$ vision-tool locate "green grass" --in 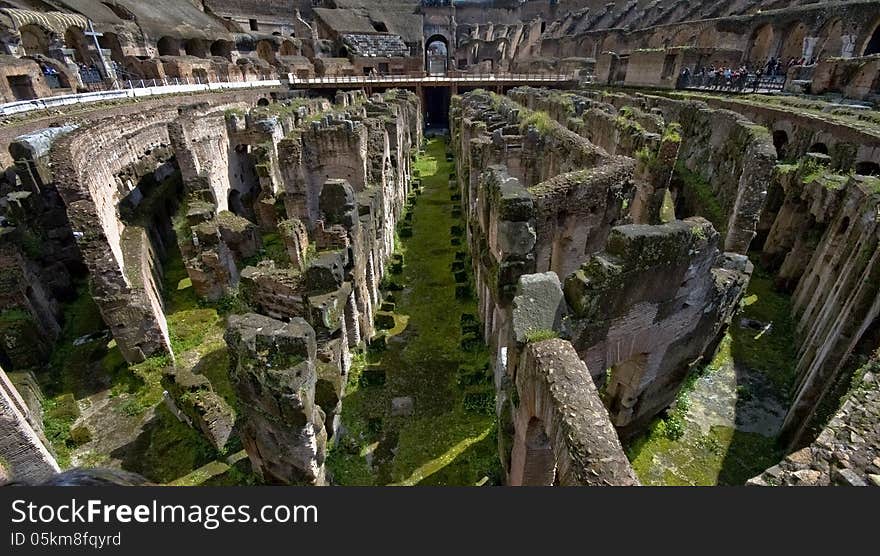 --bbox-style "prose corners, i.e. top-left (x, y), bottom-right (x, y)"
top-left (624, 259), bottom-right (796, 485)
top-left (675, 163), bottom-right (726, 235)
top-left (327, 137), bottom-right (501, 486)
top-left (729, 263), bottom-right (798, 396)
